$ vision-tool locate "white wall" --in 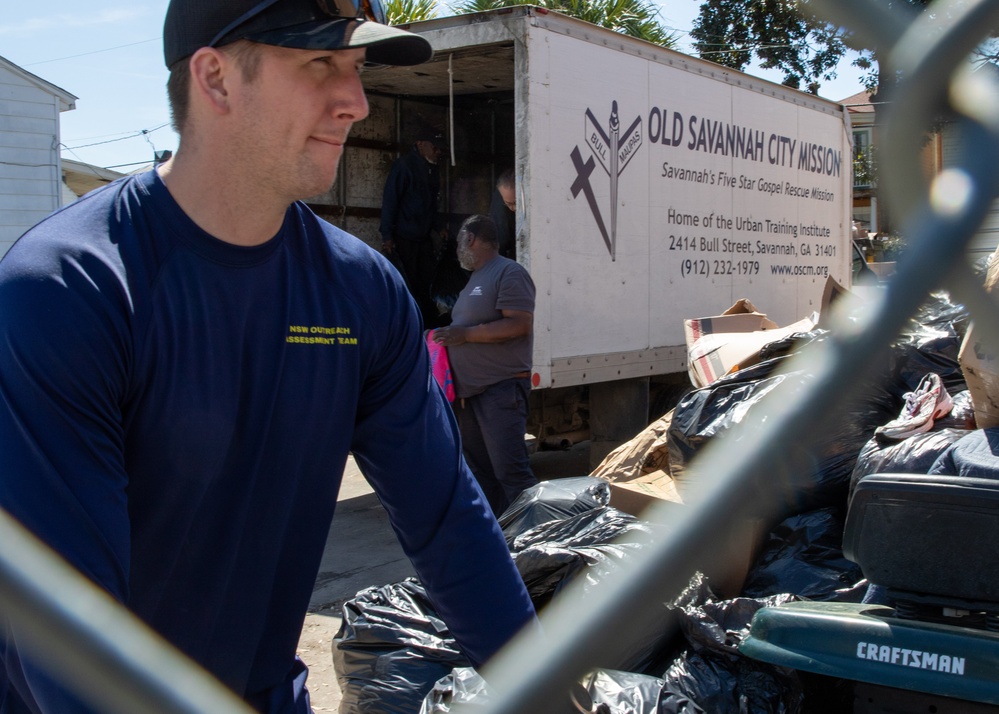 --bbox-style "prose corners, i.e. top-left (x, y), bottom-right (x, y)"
top-left (0, 64), bottom-right (65, 258)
